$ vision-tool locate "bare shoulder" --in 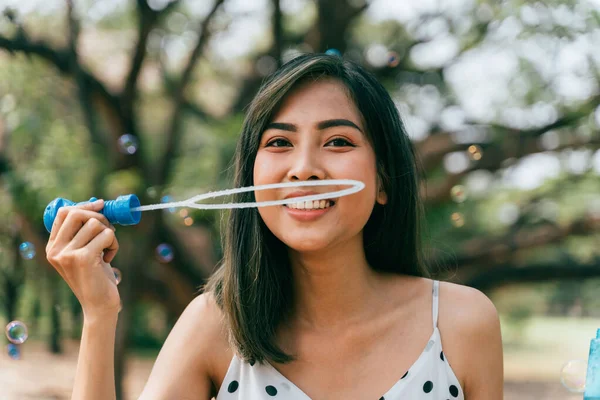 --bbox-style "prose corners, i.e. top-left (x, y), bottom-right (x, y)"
top-left (439, 280), bottom-right (500, 326)
top-left (437, 281), bottom-right (504, 399)
top-left (138, 292), bottom-right (231, 400)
